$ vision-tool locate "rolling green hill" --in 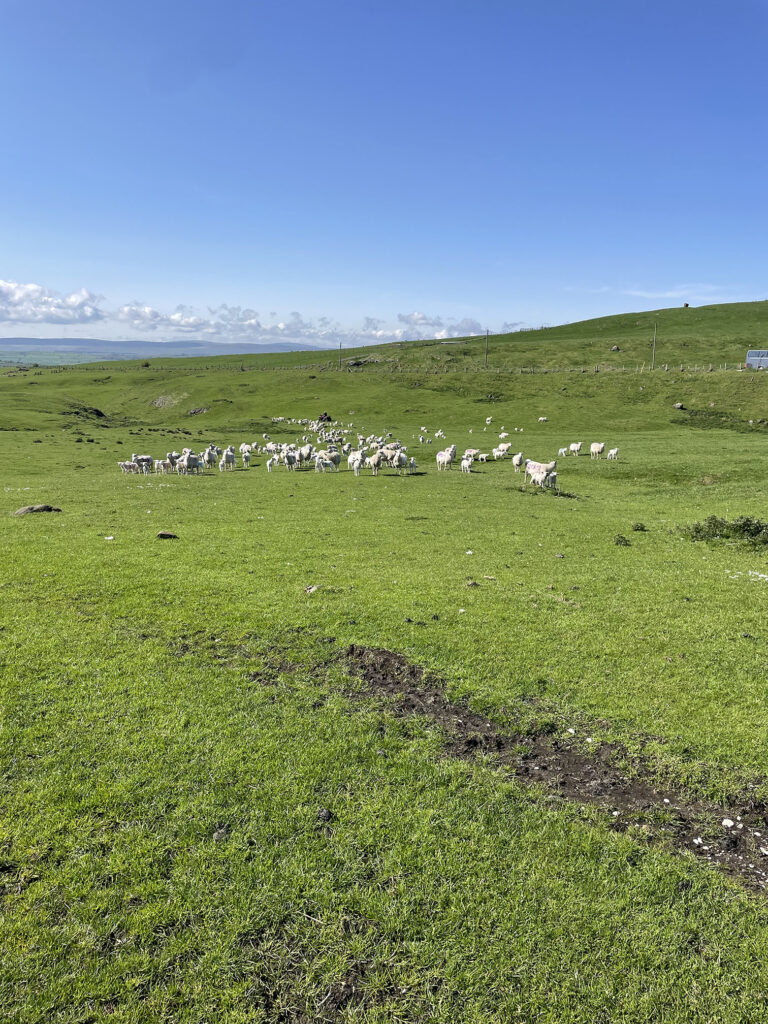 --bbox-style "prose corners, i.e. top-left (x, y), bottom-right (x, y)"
top-left (5, 302), bottom-right (768, 1023)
